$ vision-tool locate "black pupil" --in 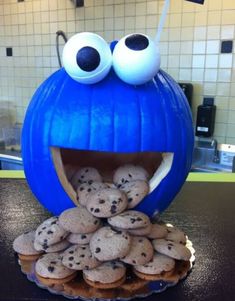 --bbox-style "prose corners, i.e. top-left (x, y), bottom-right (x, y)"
top-left (76, 46), bottom-right (100, 72)
top-left (125, 34), bottom-right (149, 51)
